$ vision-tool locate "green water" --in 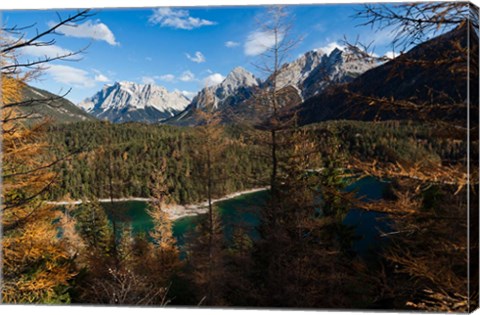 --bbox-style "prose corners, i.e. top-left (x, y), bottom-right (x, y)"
top-left (101, 190), bottom-right (268, 249)
top-left (100, 178), bottom-right (391, 256)
top-left (343, 177), bottom-right (391, 256)
top-left (101, 201), bottom-right (198, 245)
